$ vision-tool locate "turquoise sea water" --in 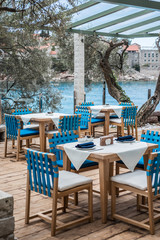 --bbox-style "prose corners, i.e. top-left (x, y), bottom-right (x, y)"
top-left (54, 81), bottom-right (158, 114)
